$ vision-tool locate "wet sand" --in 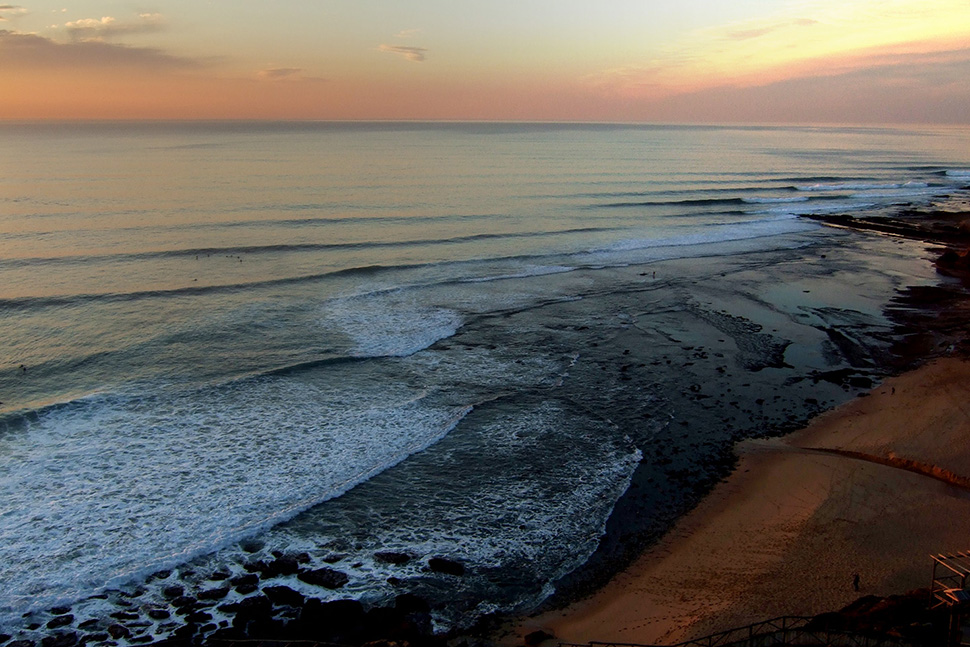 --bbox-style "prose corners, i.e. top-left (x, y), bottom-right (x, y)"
top-left (507, 356), bottom-right (970, 646)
